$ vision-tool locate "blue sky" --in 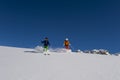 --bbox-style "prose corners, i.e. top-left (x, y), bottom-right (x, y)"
top-left (0, 0), bottom-right (120, 53)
